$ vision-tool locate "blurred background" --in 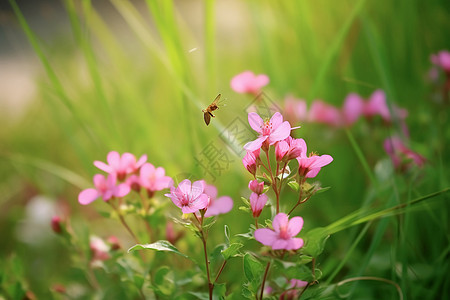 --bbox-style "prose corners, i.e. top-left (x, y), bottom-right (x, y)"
top-left (0, 0), bottom-right (449, 299)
